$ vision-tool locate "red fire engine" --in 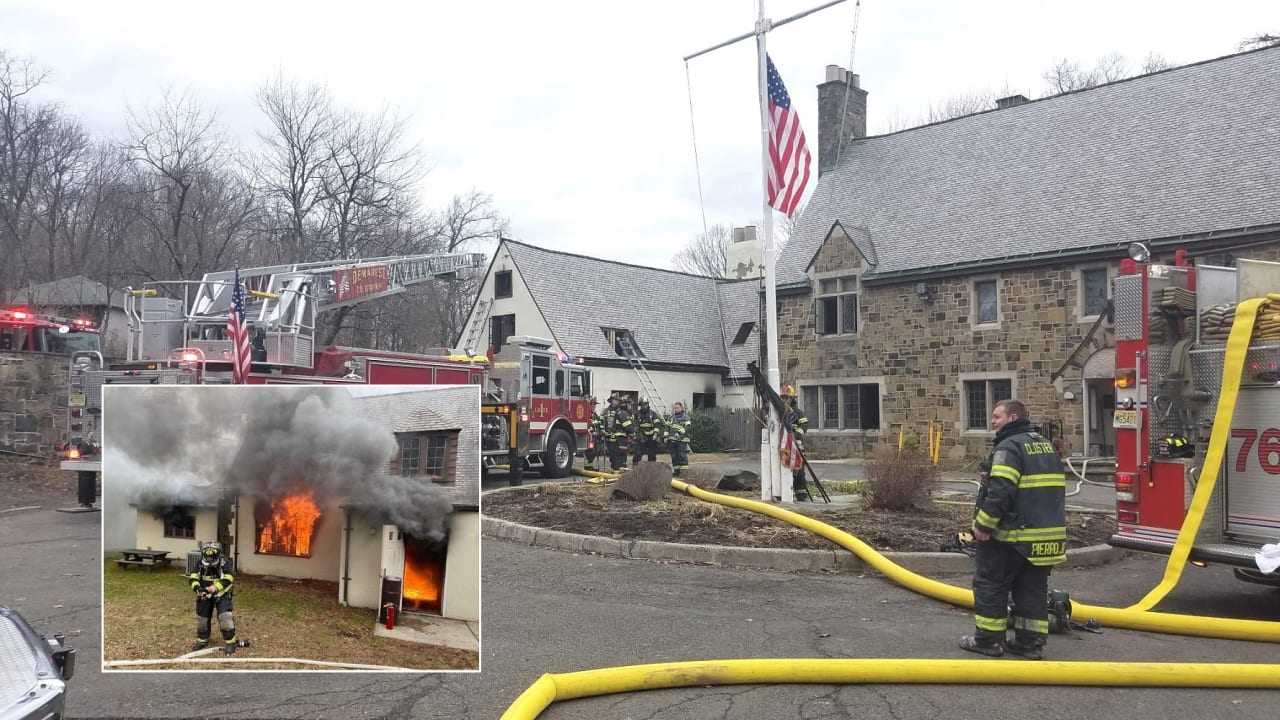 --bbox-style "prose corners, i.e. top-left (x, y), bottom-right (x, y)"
top-left (0, 307), bottom-right (101, 355)
top-left (1108, 242), bottom-right (1280, 586)
top-left (480, 336), bottom-right (595, 482)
